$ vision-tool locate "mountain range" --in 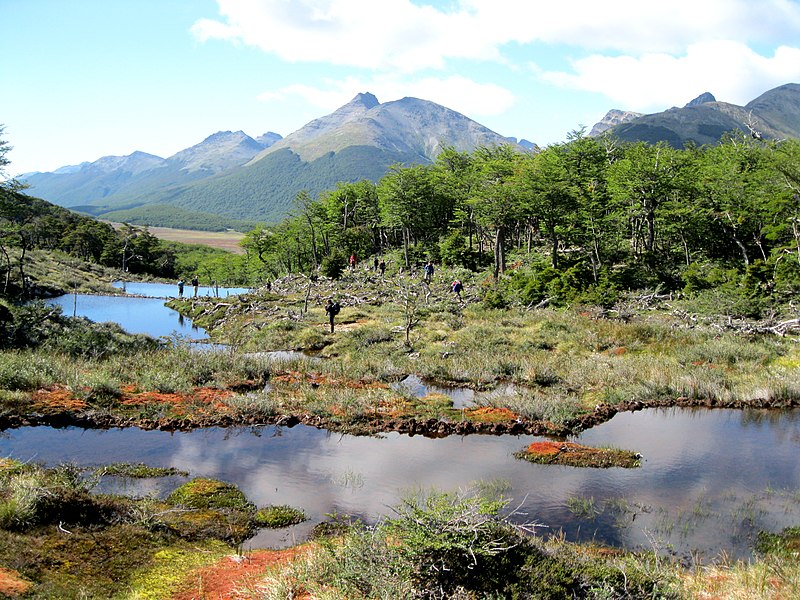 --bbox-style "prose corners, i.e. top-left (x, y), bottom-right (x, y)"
top-left (591, 83), bottom-right (800, 146)
top-left (21, 84), bottom-right (800, 230)
top-left (22, 93), bottom-right (523, 228)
